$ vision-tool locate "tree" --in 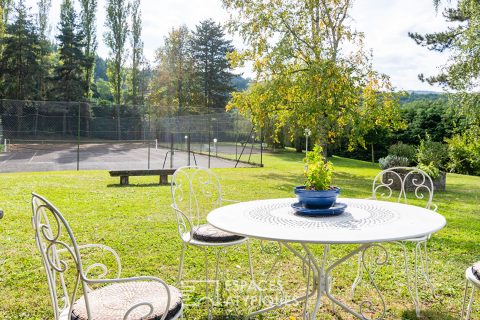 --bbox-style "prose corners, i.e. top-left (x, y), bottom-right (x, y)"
top-left (36, 0), bottom-right (51, 38)
top-left (104, 0), bottom-right (129, 105)
top-left (222, 0), bottom-right (402, 153)
top-left (79, 0), bottom-right (97, 99)
top-left (0, 0), bottom-right (42, 100)
top-left (128, 0), bottom-right (143, 105)
top-left (410, 0), bottom-right (480, 170)
top-left (0, 0), bottom-right (13, 25)
top-left (36, 0), bottom-right (52, 100)
top-left (50, 0), bottom-right (87, 101)
top-left (94, 55), bottom-right (107, 80)
top-left (190, 19), bottom-right (235, 112)
top-left (148, 26), bottom-right (196, 115)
